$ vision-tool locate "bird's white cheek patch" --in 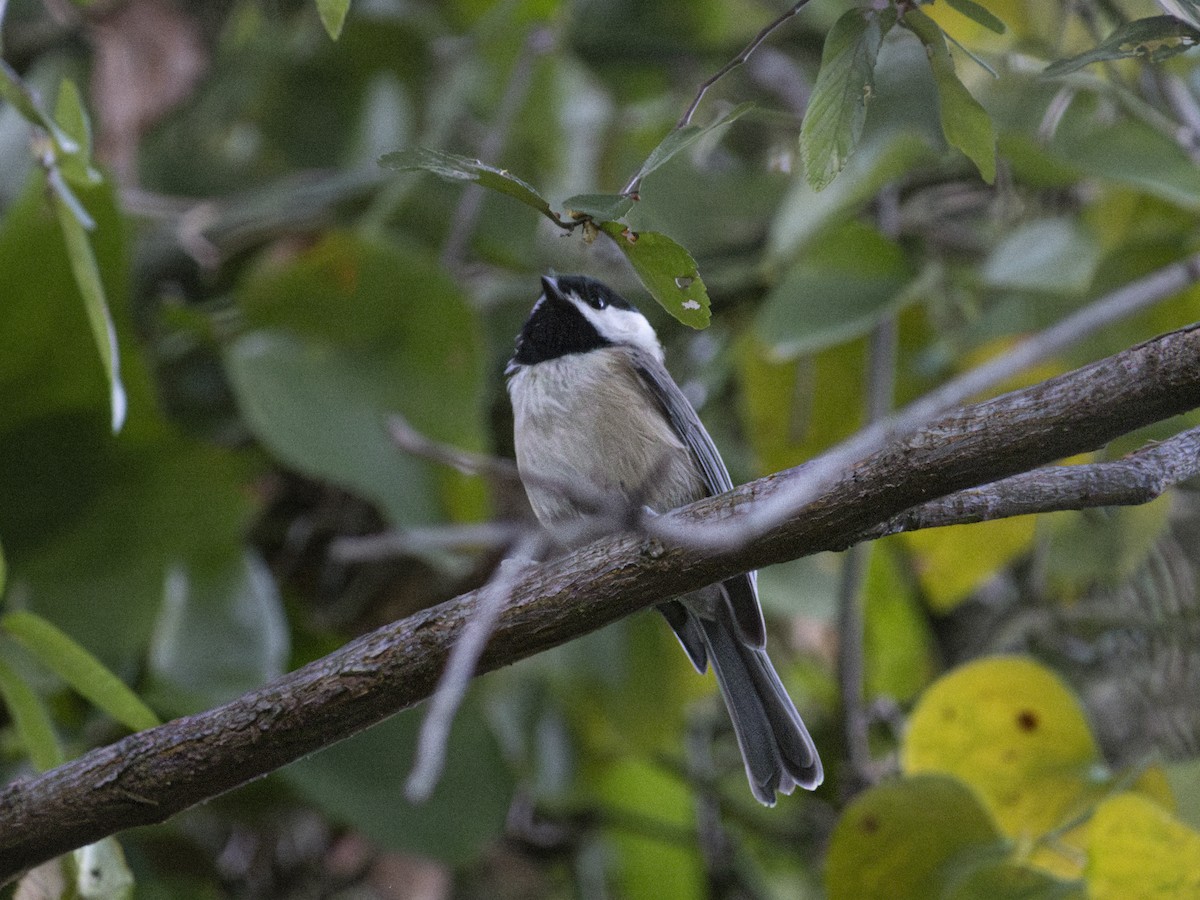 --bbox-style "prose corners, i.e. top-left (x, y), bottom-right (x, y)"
top-left (574, 303), bottom-right (663, 363)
